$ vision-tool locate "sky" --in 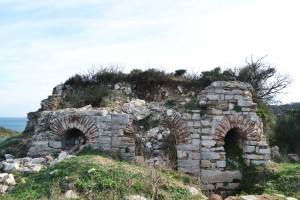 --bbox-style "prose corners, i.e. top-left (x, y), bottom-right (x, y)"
top-left (1, 0), bottom-right (300, 117)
